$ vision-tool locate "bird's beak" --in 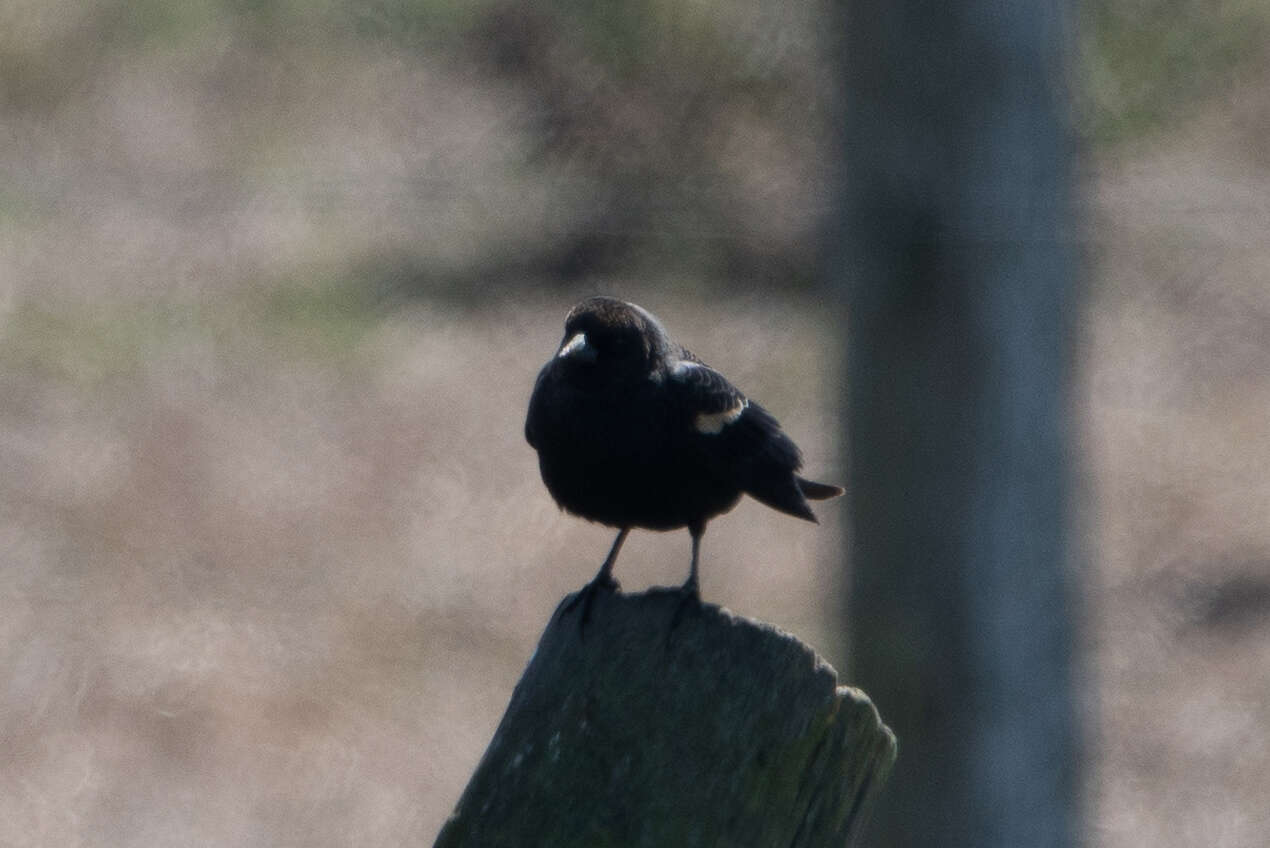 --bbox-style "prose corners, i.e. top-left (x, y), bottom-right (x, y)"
top-left (557, 332), bottom-right (596, 364)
